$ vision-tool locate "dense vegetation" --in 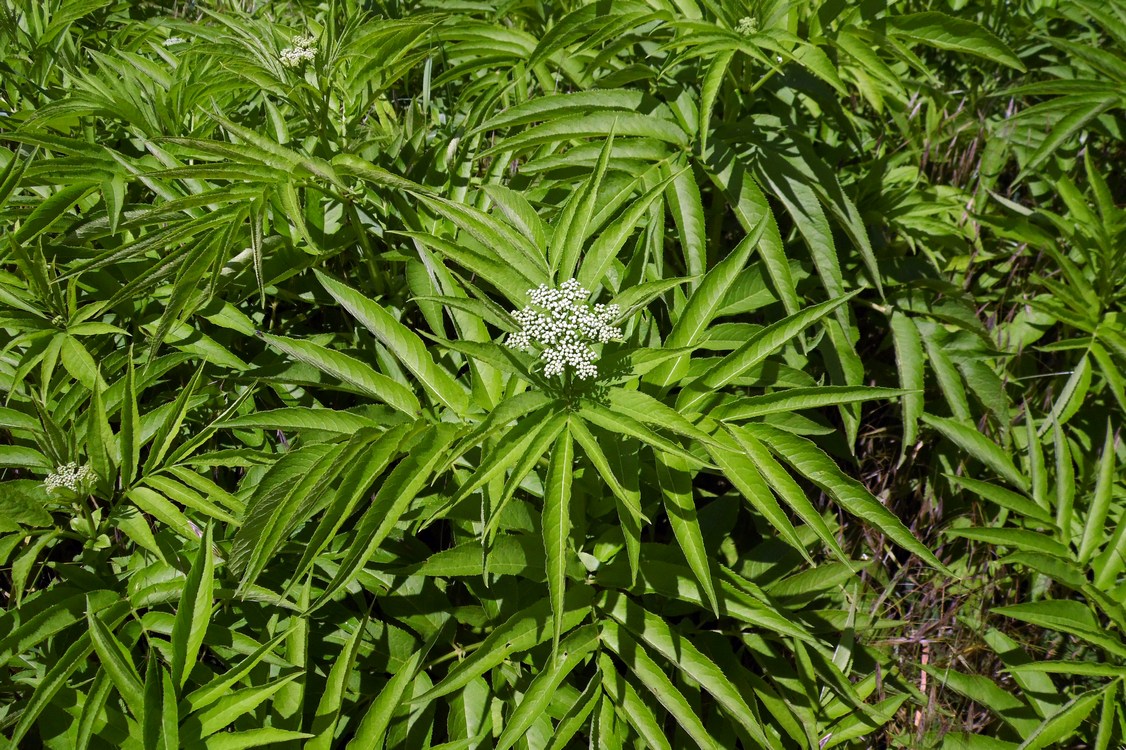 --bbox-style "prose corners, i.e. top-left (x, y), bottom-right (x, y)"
top-left (1, 0), bottom-right (1124, 747)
